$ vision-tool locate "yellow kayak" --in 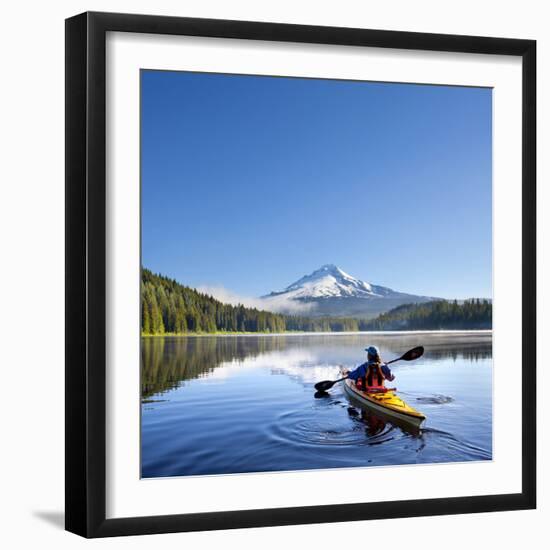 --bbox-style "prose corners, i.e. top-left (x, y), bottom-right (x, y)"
top-left (341, 369), bottom-right (426, 429)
